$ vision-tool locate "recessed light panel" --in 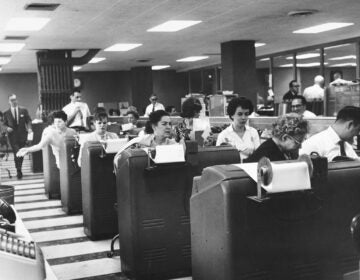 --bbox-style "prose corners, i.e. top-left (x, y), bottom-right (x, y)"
top-left (147, 20), bottom-right (201, 32)
top-left (293, 22), bottom-right (354, 34)
top-left (0, 57), bottom-right (11, 64)
top-left (0, 43), bottom-right (25, 52)
top-left (176, 56), bottom-right (209, 62)
top-left (73, 66), bottom-right (82, 71)
top-left (260, 58), bottom-right (269, 61)
top-left (328, 55), bottom-right (356, 61)
top-left (6, 17), bottom-right (50, 31)
top-left (89, 57), bottom-right (106, 63)
top-left (255, 43), bottom-right (266, 47)
top-left (330, 63), bottom-right (356, 67)
top-left (152, 65), bottom-right (170, 70)
top-left (104, 43), bottom-right (142, 52)
top-left (286, 53), bottom-right (320, 60)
